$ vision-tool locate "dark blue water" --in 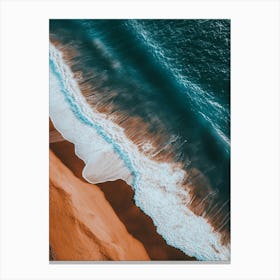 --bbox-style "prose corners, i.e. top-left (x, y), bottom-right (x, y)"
top-left (50, 19), bottom-right (230, 236)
